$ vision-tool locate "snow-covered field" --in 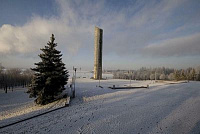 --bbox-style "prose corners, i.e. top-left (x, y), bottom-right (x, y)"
top-left (0, 76), bottom-right (200, 134)
top-left (0, 87), bottom-right (68, 127)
